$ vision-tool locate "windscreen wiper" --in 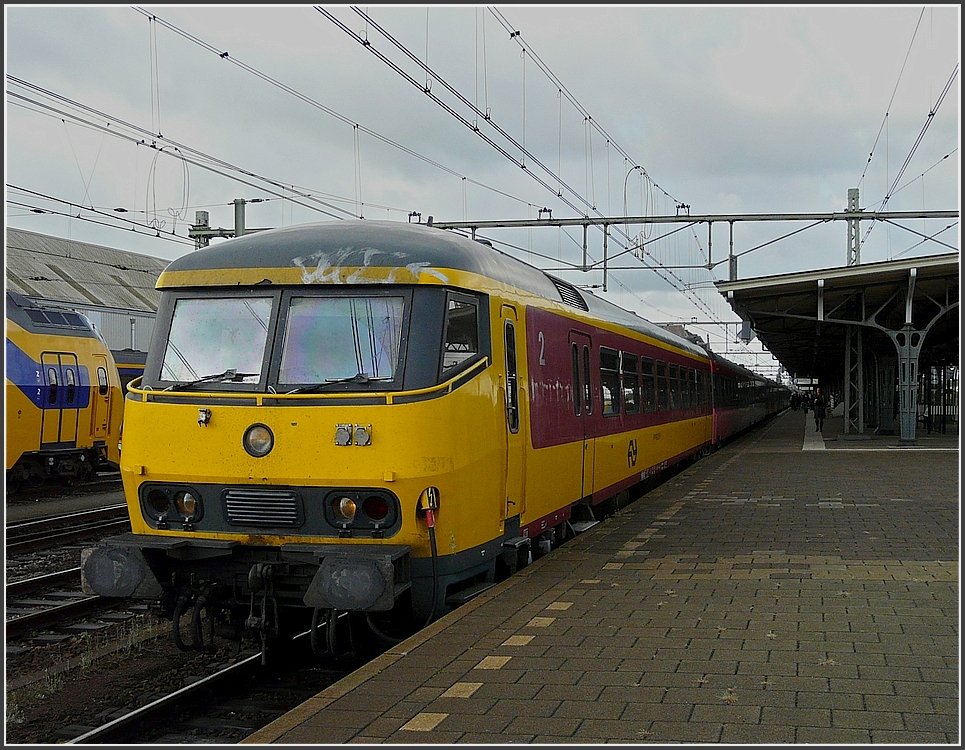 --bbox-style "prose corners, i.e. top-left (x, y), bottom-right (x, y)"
top-left (166, 369), bottom-right (260, 391)
top-left (289, 373), bottom-right (392, 394)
